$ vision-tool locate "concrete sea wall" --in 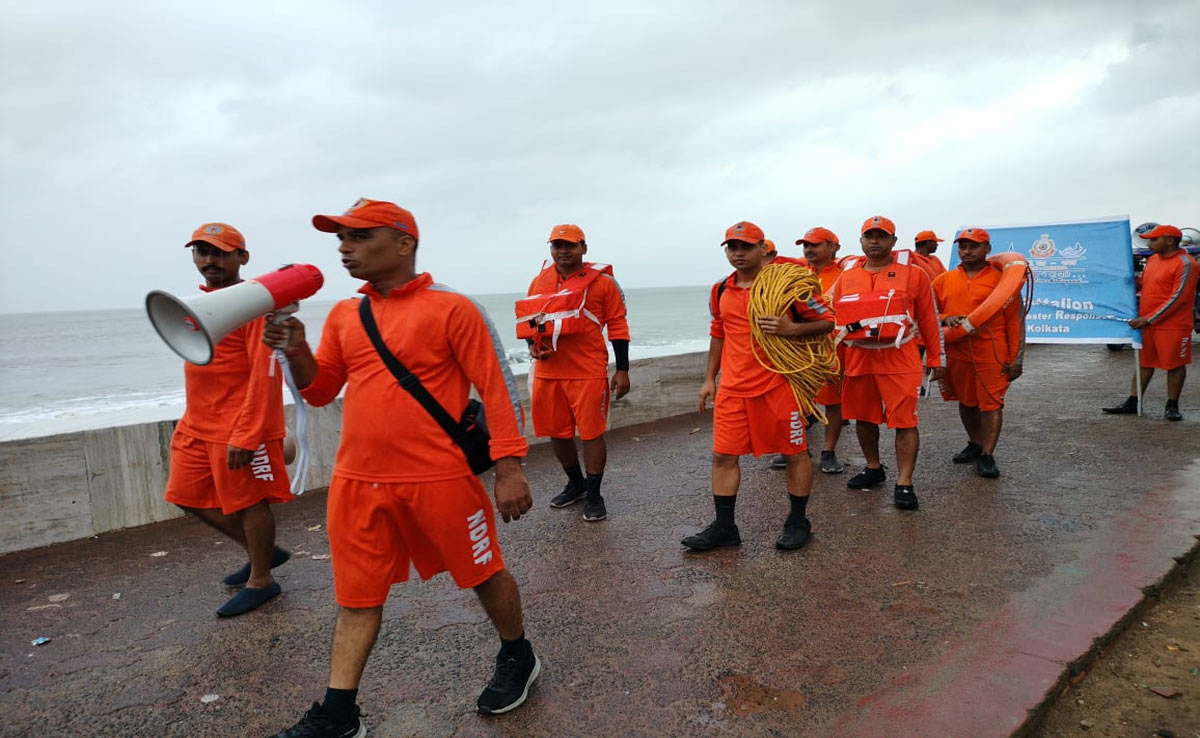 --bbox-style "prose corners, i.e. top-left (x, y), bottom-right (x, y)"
top-left (0, 352), bottom-right (707, 555)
